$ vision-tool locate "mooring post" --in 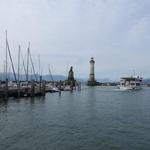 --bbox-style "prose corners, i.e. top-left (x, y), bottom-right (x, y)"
top-left (26, 81), bottom-right (29, 97)
top-left (58, 80), bottom-right (61, 90)
top-left (58, 80), bottom-right (61, 94)
top-left (31, 80), bottom-right (35, 97)
top-left (18, 81), bottom-right (20, 97)
top-left (63, 81), bottom-right (65, 89)
top-left (42, 80), bottom-right (46, 96)
top-left (70, 81), bottom-right (73, 91)
top-left (77, 82), bottom-right (81, 91)
top-left (5, 78), bottom-right (8, 99)
top-left (40, 76), bottom-right (42, 94)
top-left (74, 80), bottom-right (77, 90)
